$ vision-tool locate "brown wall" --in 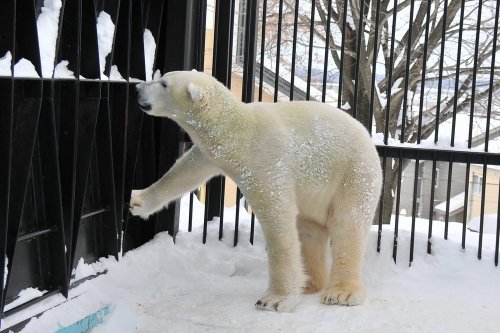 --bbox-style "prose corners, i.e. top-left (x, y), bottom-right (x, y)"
top-left (469, 166), bottom-right (500, 220)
